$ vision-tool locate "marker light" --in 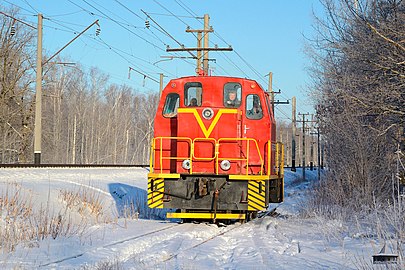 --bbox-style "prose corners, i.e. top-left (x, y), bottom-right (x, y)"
top-left (182, 159), bottom-right (191, 170)
top-left (220, 160), bottom-right (231, 171)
